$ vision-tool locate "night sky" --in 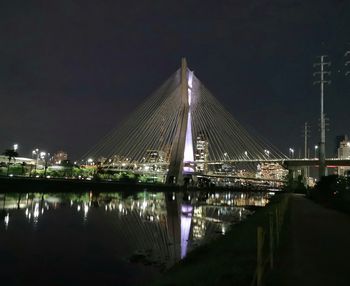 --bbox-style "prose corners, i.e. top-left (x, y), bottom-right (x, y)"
top-left (1, 0), bottom-right (350, 159)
